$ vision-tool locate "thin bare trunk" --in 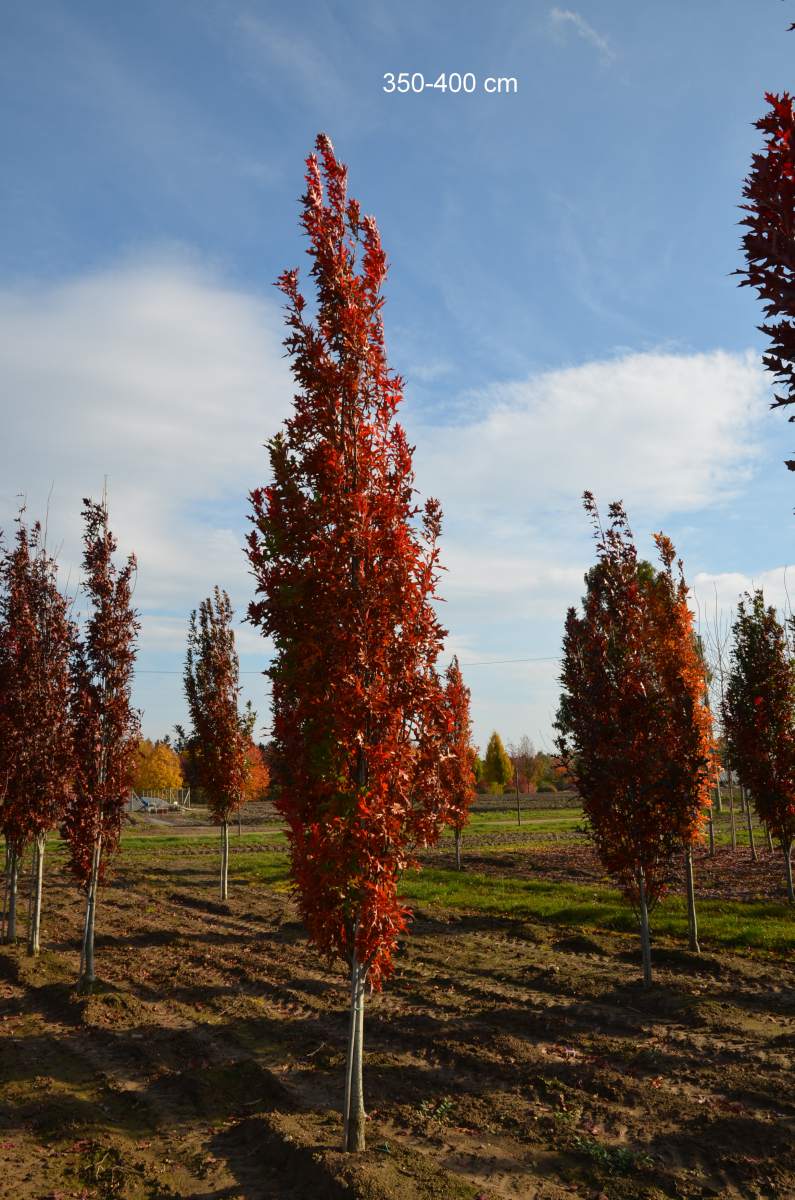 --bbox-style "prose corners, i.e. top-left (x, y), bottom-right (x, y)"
top-left (81, 839), bottom-right (102, 986)
top-left (714, 775), bottom-right (723, 814)
top-left (5, 848), bottom-right (18, 944)
top-left (728, 772), bottom-right (737, 851)
top-left (707, 807), bottom-right (715, 857)
top-left (343, 949), bottom-right (366, 1152)
top-left (743, 788), bottom-right (757, 862)
top-left (637, 867), bottom-right (652, 988)
top-left (27, 834), bottom-right (45, 956)
top-left (684, 846), bottom-right (700, 954)
top-left (767, 825), bottom-right (775, 854)
top-left (785, 841), bottom-right (794, 904)
top-left (454, 827), bottom-right (462, 871)
top-left (515, 768), bottom-right (521, 827)
top-left (220, 820), bottom-right (229, 900)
